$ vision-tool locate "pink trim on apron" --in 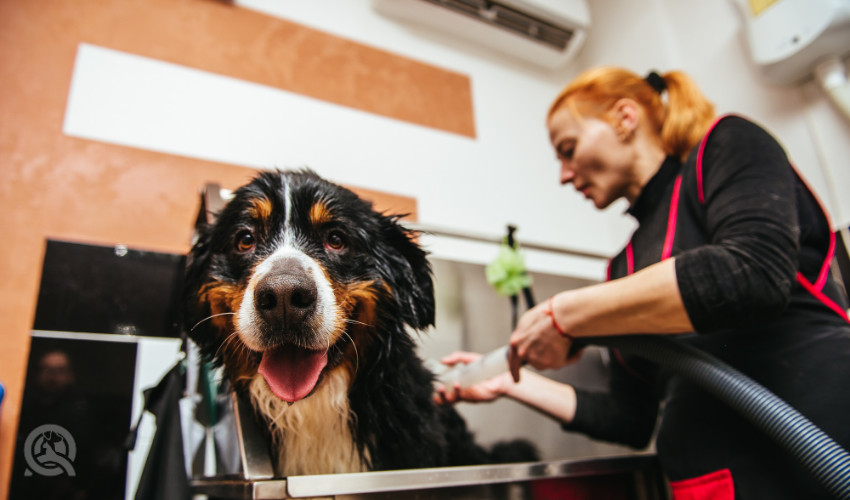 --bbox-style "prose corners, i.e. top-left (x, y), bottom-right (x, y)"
top-left (817, 231), bottom-right (836, 291)
top-left (624, 174), bottom-right (682, 274)
top-left (797, 272), bottom-right (850, 322)
top-left (670, 468), bottom-right (735, 500)
top-left (662, 175), bottom-right (683, 260)
top-left (625, 241), bottom-right (635, 276)
top-left (789, 162), bottom-right (837, 292)
top-left (695, 117), bottom-right (727, 205)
